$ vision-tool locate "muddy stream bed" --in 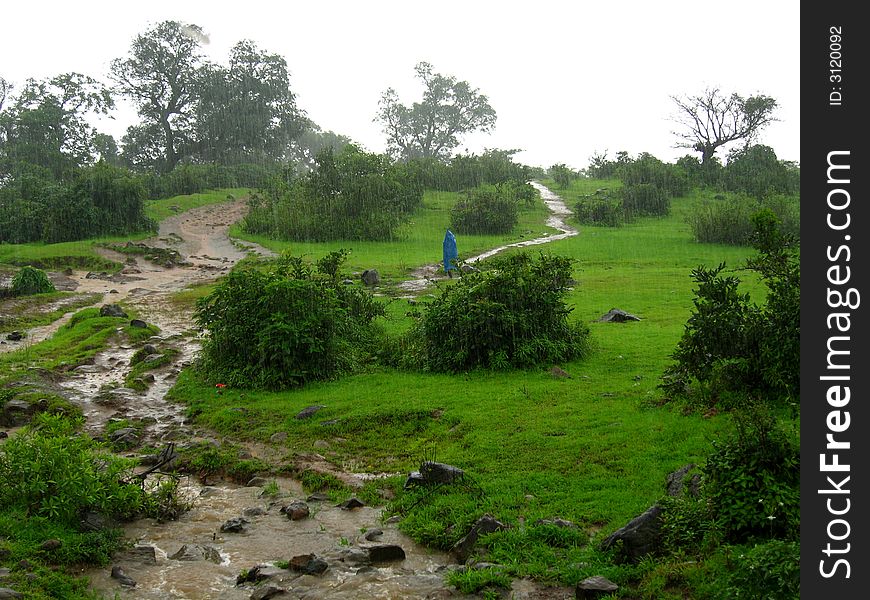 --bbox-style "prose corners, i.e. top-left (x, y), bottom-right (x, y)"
top-left (5, 187), bottom-right (577, 599)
